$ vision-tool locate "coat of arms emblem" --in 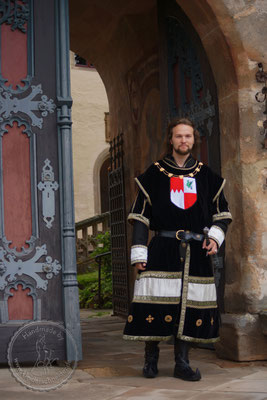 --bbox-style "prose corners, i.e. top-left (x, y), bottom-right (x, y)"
top-left (170, 176), bottom-right (197, 209)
